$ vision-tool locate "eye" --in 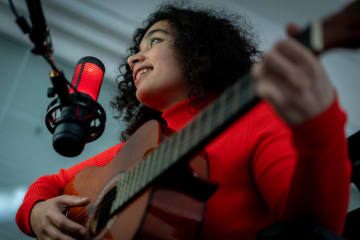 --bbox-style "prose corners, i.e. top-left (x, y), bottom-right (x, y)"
top-left (150, 38), bottom-right (162, 47)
